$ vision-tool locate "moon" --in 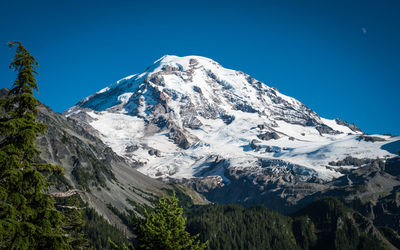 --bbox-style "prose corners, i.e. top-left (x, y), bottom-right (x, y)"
top-left (361, 27), bottom-right (367, 35)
